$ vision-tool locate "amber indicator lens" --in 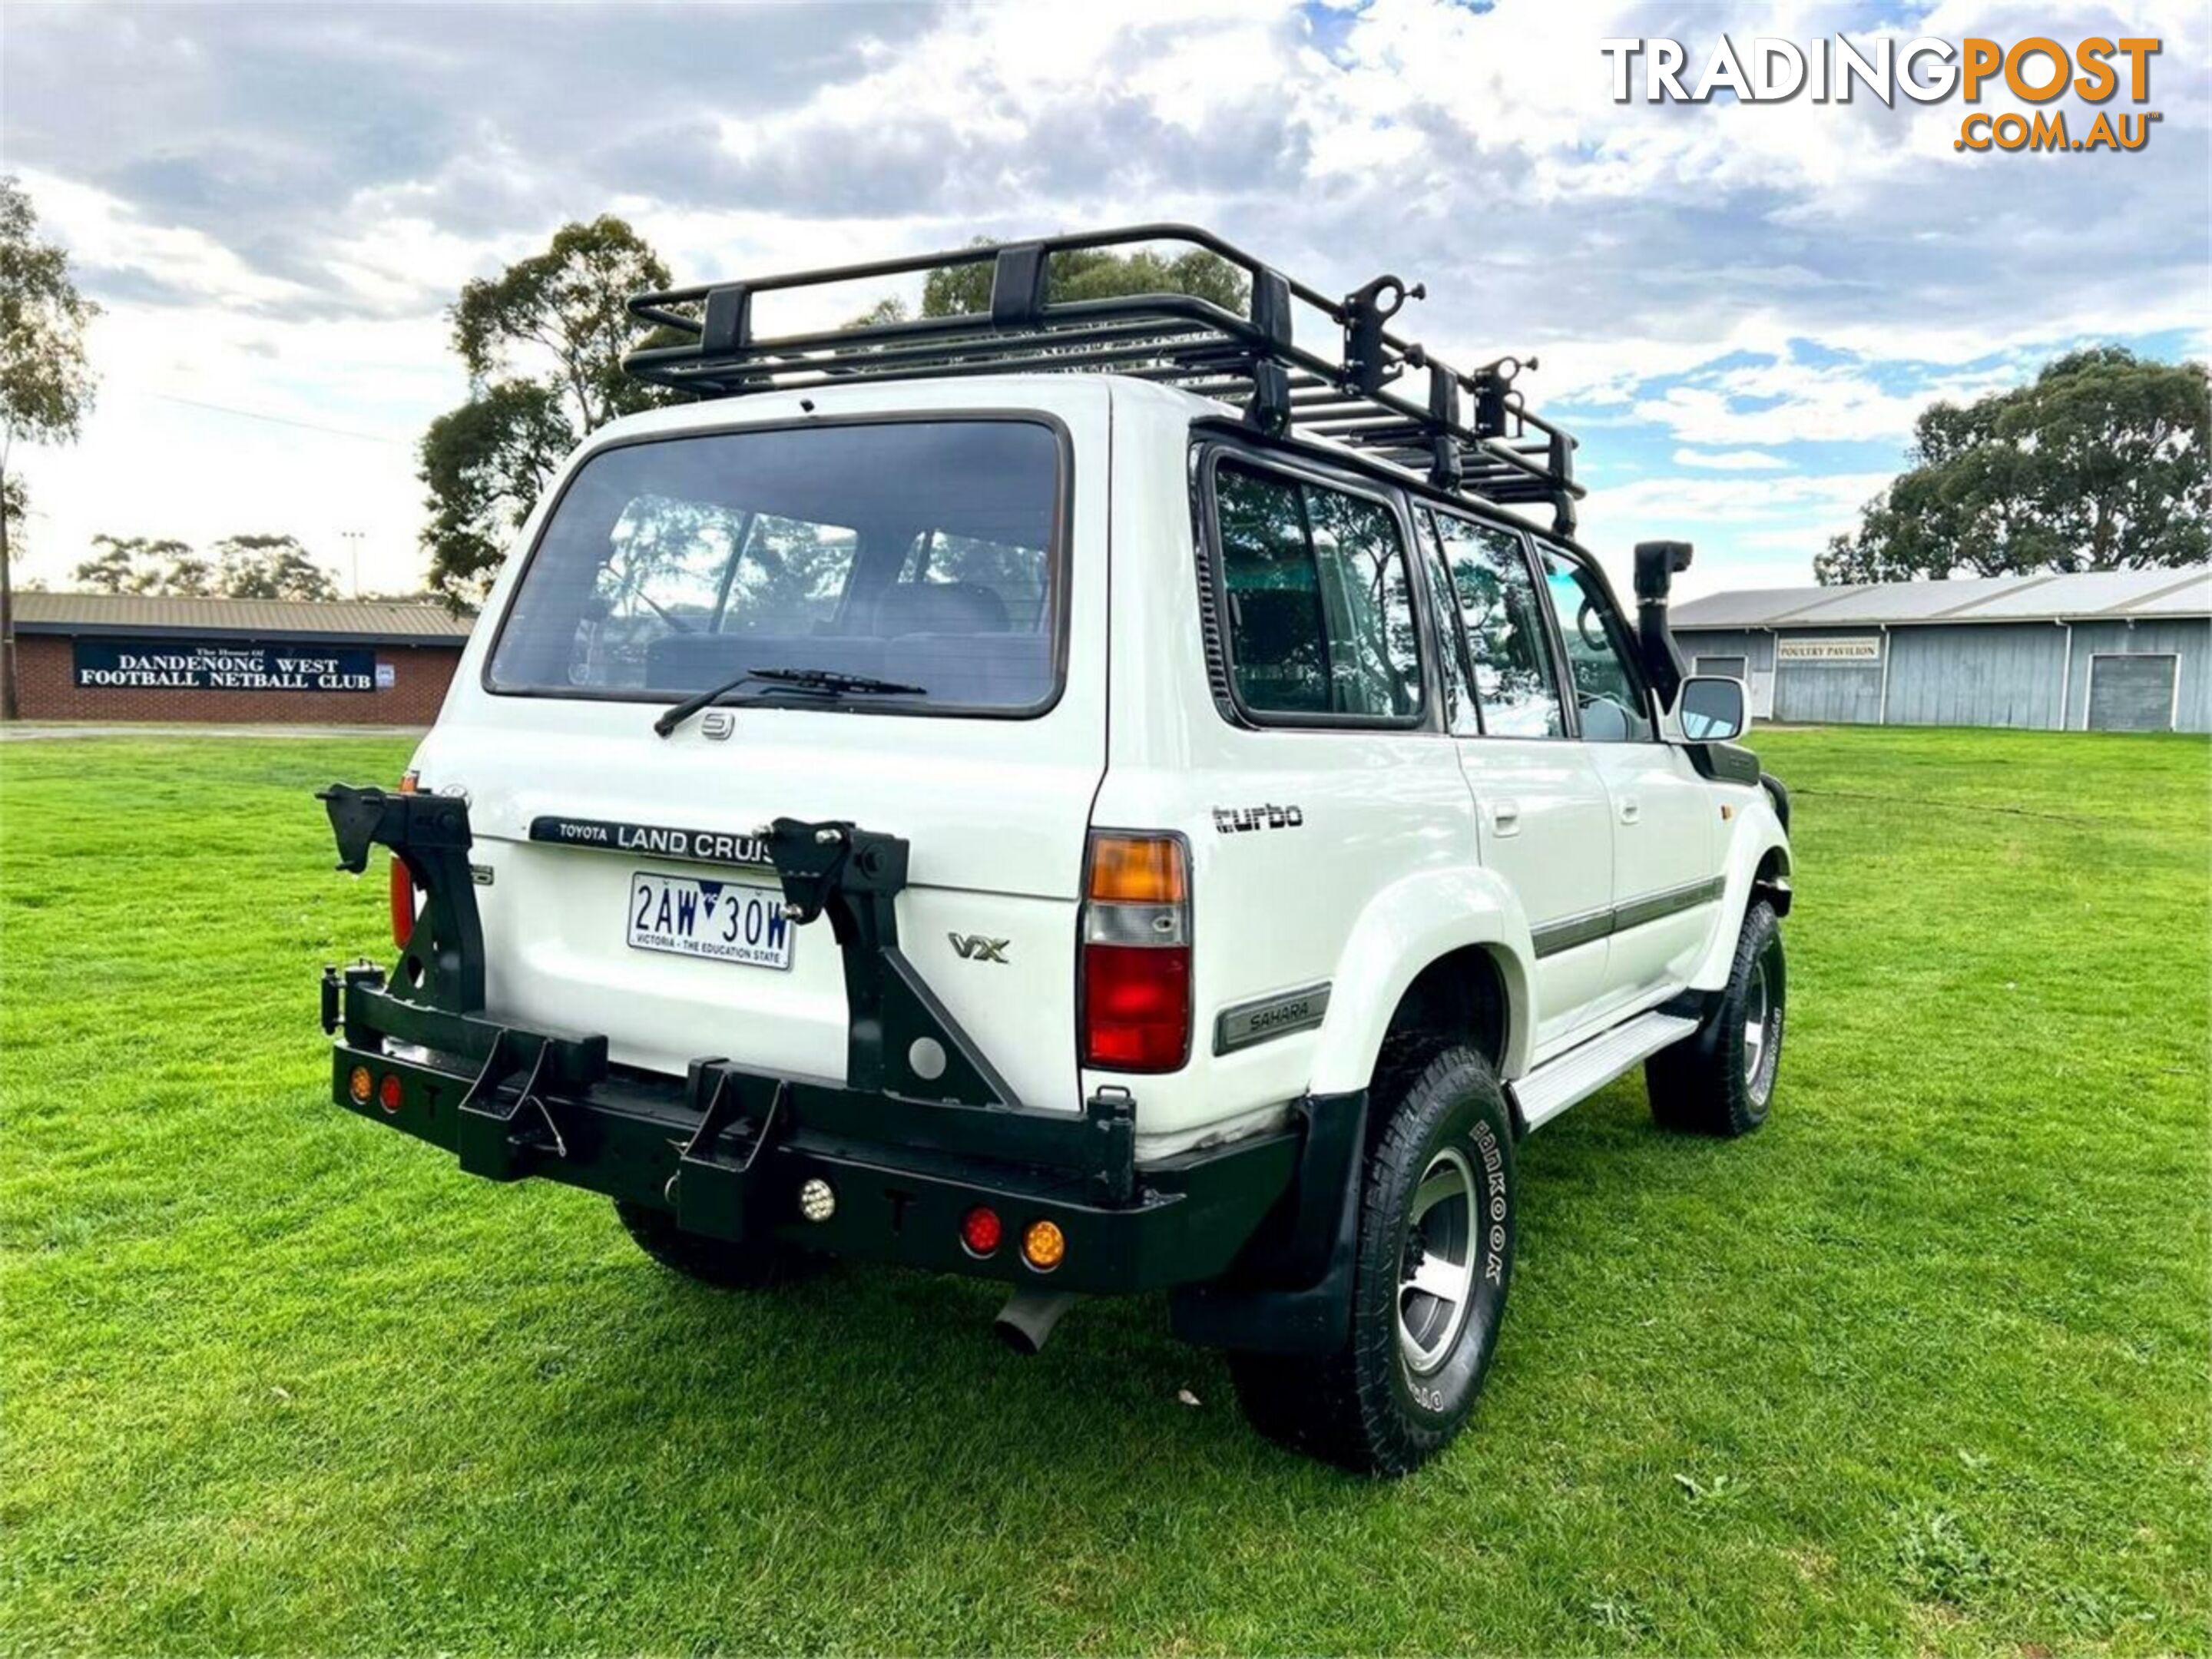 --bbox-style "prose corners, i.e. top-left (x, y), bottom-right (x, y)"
top-left (1021, 1219), bottom-right (1067, 1272)
top-left (1087, 835), bottom-right (1187, 905)
top-left (348, 1065), bottom-right (373, 1104)
top-left (389, 770), bottom-right (422, 946)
